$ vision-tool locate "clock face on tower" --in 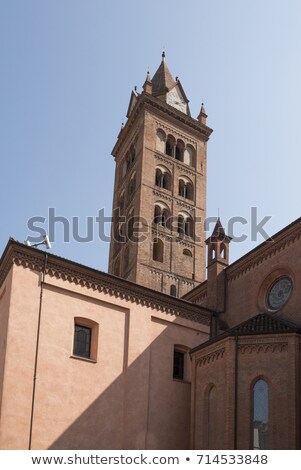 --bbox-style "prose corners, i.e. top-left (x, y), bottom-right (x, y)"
top-left (166, 87), bottom-right (187, 114)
